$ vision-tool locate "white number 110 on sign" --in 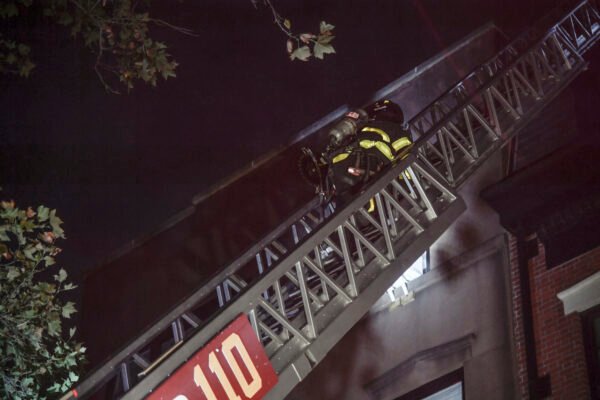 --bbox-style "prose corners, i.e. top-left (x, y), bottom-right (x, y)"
top-left (147, 314), bottom-right (278, 400)
top-left (173, 333), bottom-right (262, 400)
